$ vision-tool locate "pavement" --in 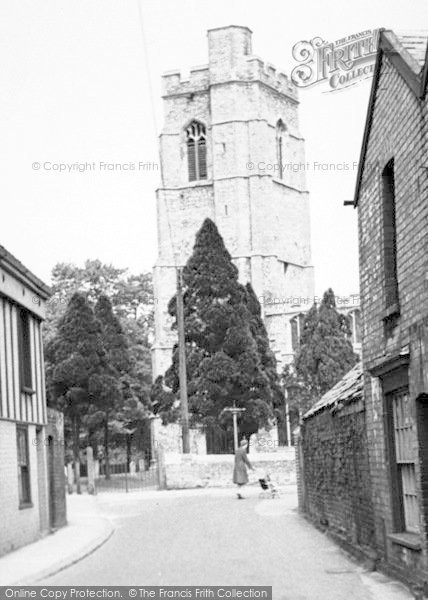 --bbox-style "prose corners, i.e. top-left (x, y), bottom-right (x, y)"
top-left (0, 484), bottom-right (416, 599)
top-left (0, 494), bottom-right (114, 585)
